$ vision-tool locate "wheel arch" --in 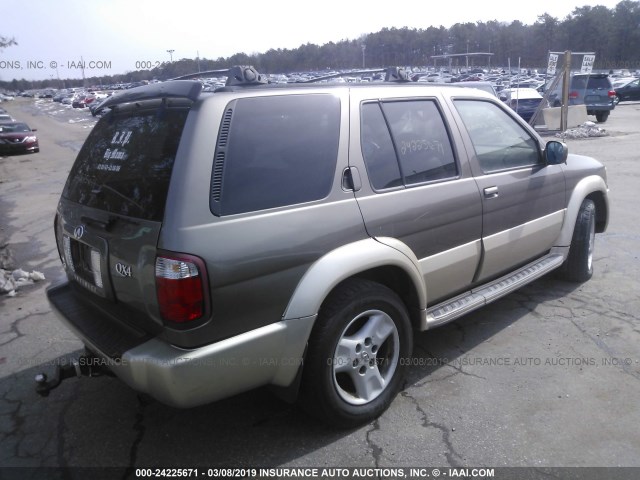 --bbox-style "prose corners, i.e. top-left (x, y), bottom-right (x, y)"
top-left (556, 175), bottom-right (609, 246)
top-left (586, 189), bottom-right (608, 234)
top-left (282, 237), bottom-right (426, 329)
